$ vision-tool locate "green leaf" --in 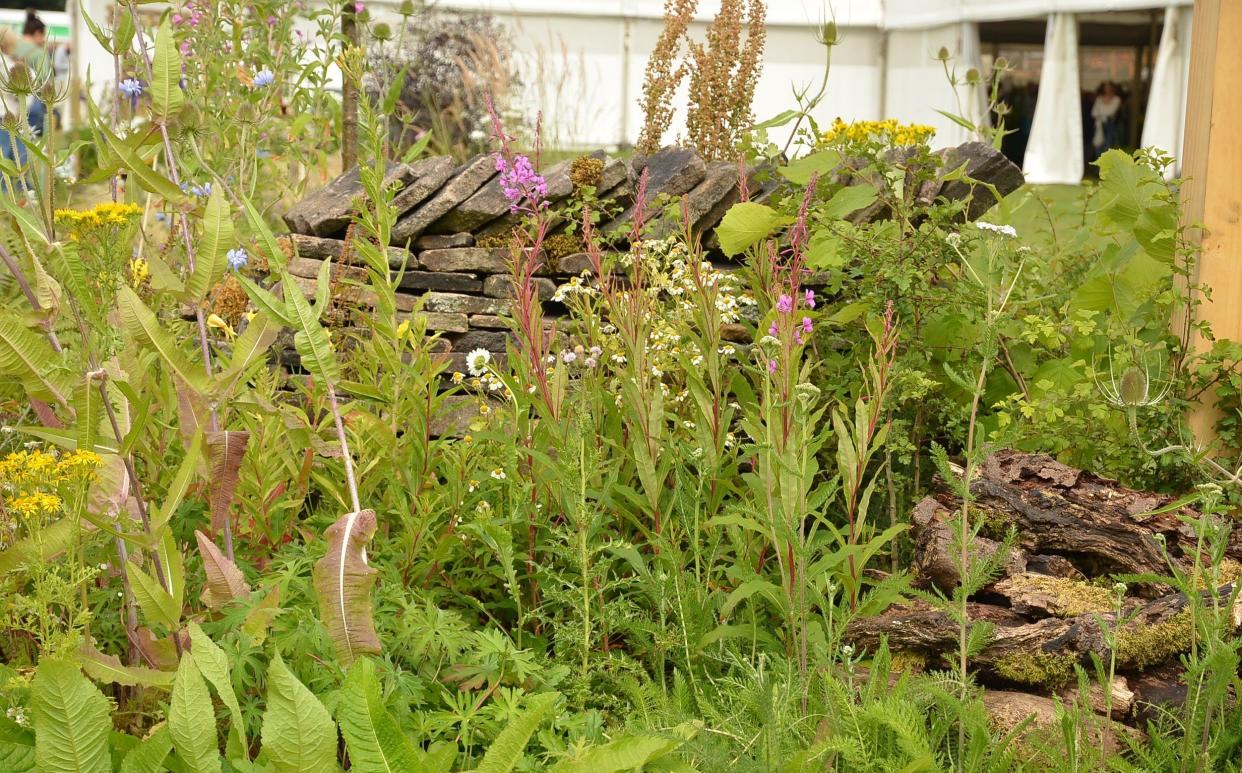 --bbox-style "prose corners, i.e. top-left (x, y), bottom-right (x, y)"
top-left (550, 724), bottom-right (696, 772)
top-left (96, 122), bottom-right (184, 202)
top-left (116, 285), bottom-right (208, 395)
top-left (779, 149), bottom-right (841, 185)
top-left (186, 623), bottom-right (248, 753)
top-left (152, 433), bottom-right (202, 537)
top-left (283, 271), bottom-right (340, 386)
top-left (119, 726), bottom-right (172, 773)
top-left (260, 652), bottom-right (337, 773)
top-left (336, 658), bottom-right (421, 773)
top-left (30, 660), bottom-right (112, 773)
top-left (170, 654), bottom-right (221, 773)
top-left (214, 312), bottom-right (281, 395)
top-left (72, 377), bottom-right (99, 453)
top-left (185, 188), bottom-right (233, 300)
top-left (77, 643), bottom-right (174, 688)
top-left (127, 560), bottom-right (181, 631)
top-left (242, 198), bottom-right (287, 273)
top-left (821, 184), bottom-right (877, 220)
top-left (0, 716), bottom-right (35, 772)
top-left (715, 202), bottom-right (786, 257)
top-left (150, 19), bottom-right (184, 120)
top-left (0, 311), bottom-right (70, 408)
top-left (475, 692), bottom-right (559, 773)
top-left (233, 275), bottom-right (291, 327)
